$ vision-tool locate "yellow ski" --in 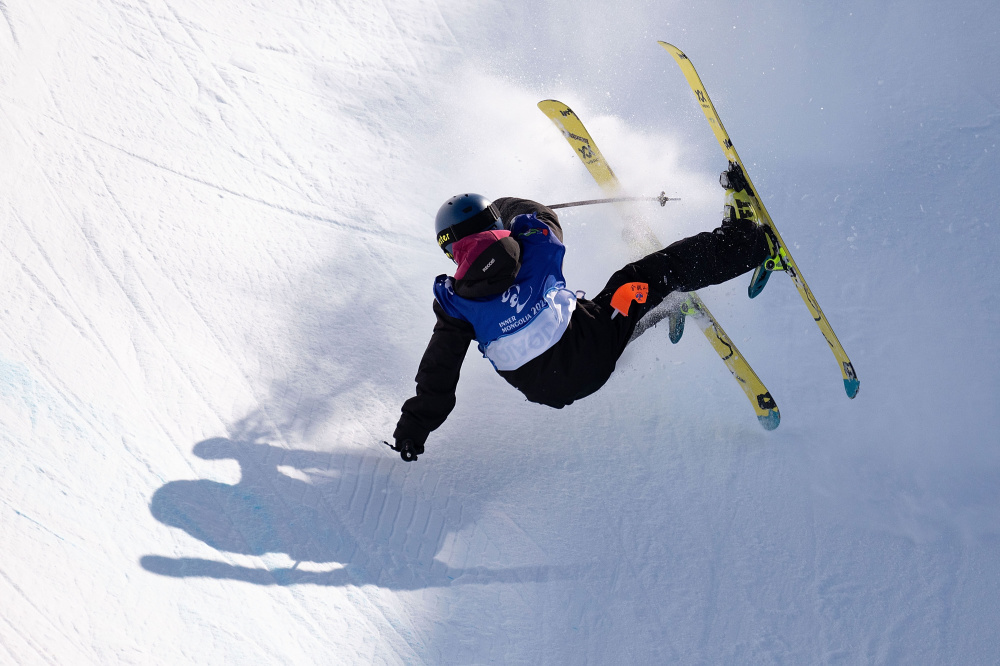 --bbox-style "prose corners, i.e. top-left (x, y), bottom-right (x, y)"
top-left (658, 42), bottom-right (859, 398)
top-left (538, 99), bottom-right (780, 430)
